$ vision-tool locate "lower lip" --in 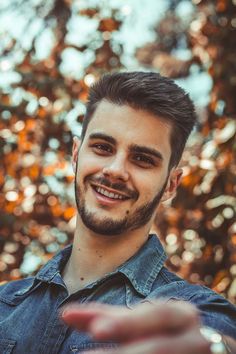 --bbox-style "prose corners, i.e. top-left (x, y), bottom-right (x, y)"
top-left (92, 187), bottom-right (127, 206)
